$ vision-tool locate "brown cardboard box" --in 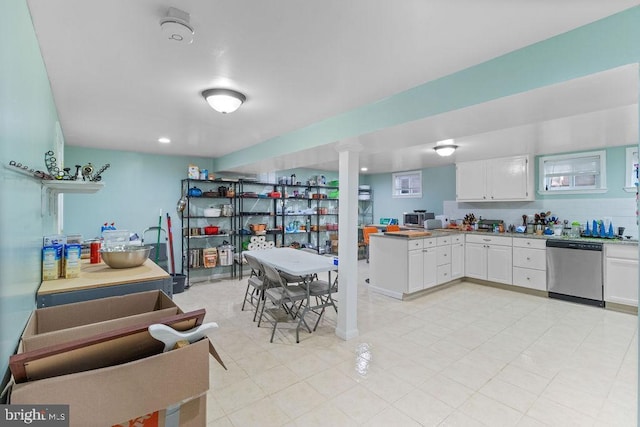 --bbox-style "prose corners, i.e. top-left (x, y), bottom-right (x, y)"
top-left (9, 291), bottom-right (210, 426)
top-left (22, 290), bottom-right (180, 351)
top-left (11, 339), bottom-right (209, 426)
